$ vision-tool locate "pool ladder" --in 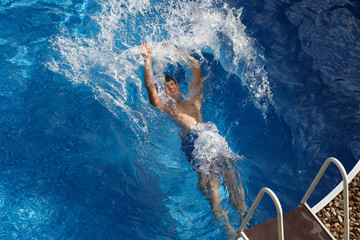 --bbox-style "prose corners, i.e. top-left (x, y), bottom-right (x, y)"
top-left (237, 157), bottom-right (354, 240)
